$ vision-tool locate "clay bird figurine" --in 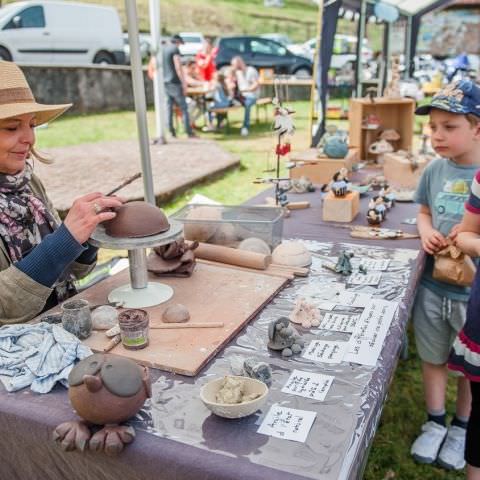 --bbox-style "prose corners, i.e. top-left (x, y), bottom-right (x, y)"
top-left (53, 353), bottom-right (151, 455)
